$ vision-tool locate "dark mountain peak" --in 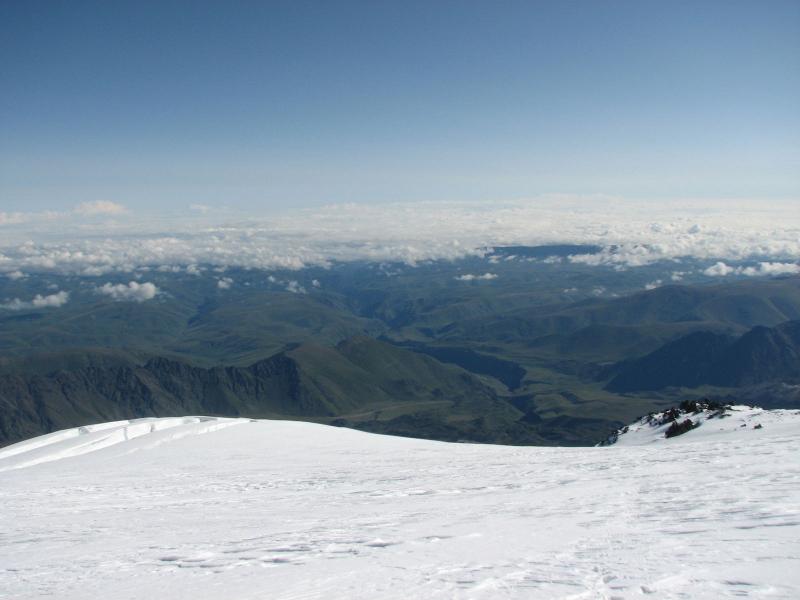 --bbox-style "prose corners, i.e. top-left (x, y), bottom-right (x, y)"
top-left (247, 351), bottom-right (297, 374)
top-left (605, 330), bottom-right (735, 393)
top-left (606, 320), bottom-right (800, 392)
top-left (723, 320), bottom-right (800, 386)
